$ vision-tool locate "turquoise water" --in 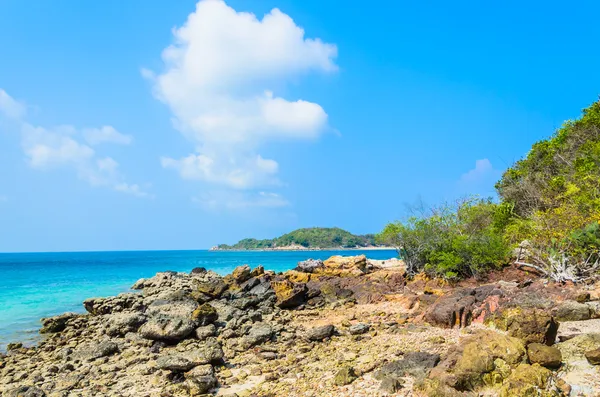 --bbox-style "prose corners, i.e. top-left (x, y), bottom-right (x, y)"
top-left (0, 249), bottom-right (396, 349)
